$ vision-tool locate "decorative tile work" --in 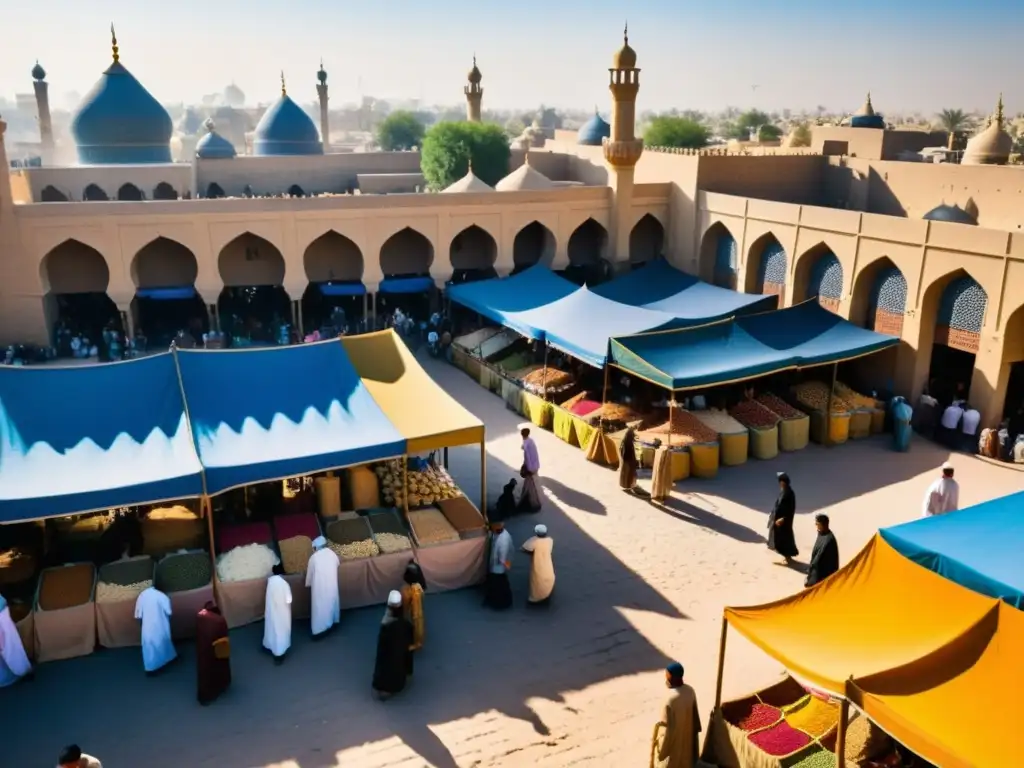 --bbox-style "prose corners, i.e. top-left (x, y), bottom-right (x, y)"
top-left (808, 252), bottom-right (844, 302)
top-left (758, 242), bottom-right (787, 293)
top-left (938, 276), bottom-right (987, 333)
top-left (713, 232), bottom-right (738, 288)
